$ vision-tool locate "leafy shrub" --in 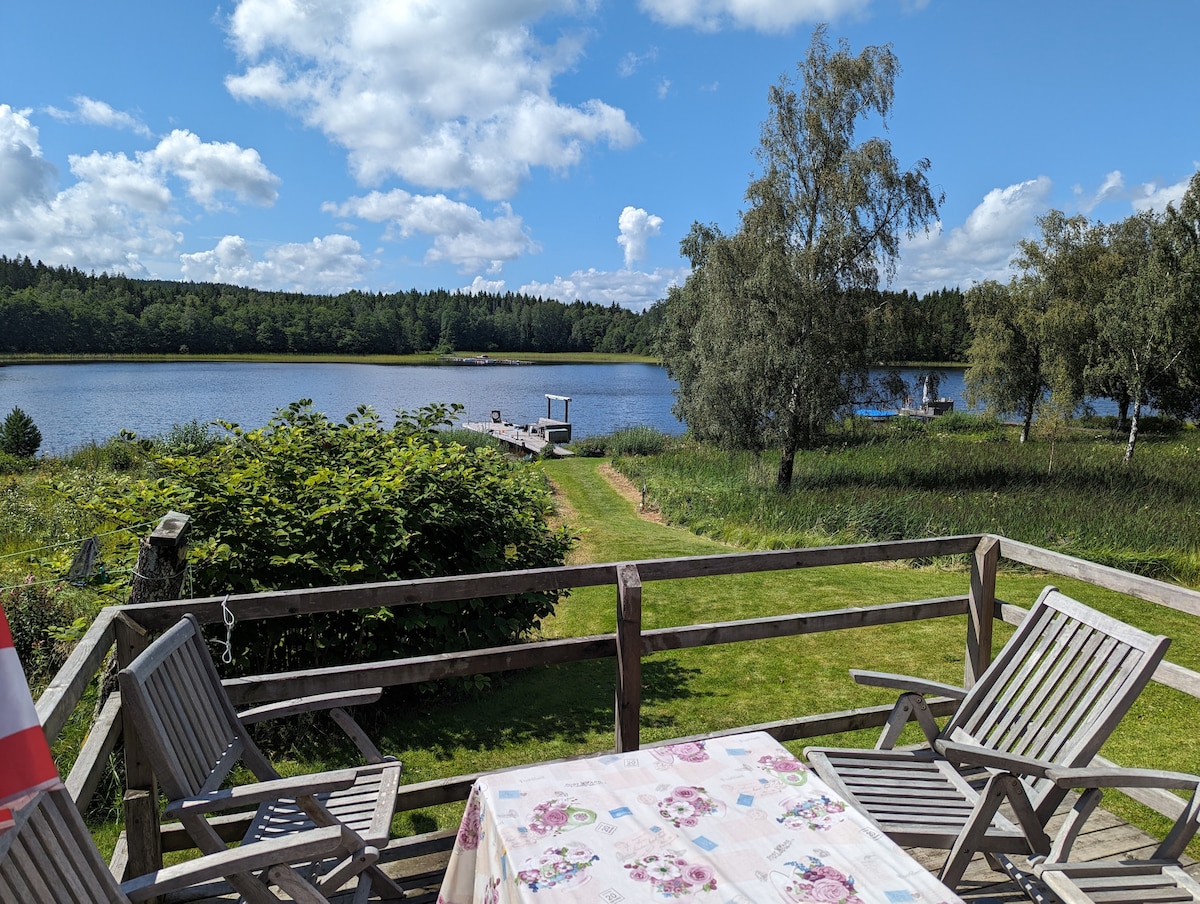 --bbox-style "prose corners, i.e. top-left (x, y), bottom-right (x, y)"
top-left (607, 425), bottom-right (668, 457)
top-left (71, 399), bottom-right (573, 674)
top-left (153, 419), bottom-right (222, 456)
top-left (0, 450), bottom-right (33, 474)
top-left (439, 427), bottom-right (503, 452)
top-left (1, 407), bottom-right (41, 458)
top-left (570, 435), bottom-right (609, 457)
top-left (2, 577), bottom-right (82, 689)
